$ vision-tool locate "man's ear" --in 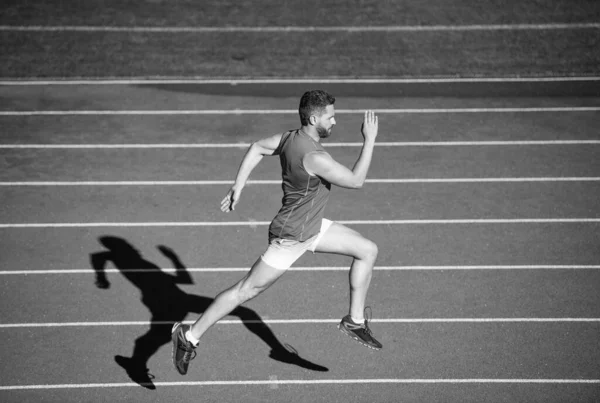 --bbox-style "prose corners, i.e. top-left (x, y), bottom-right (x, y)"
top-left (309, 115), bottom-right (317, 126)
